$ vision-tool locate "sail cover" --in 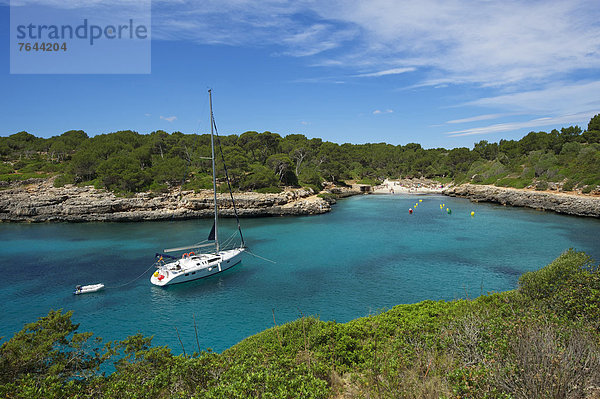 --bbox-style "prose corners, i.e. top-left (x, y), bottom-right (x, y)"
top-left (208, 221), bottom-right (216, 241)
